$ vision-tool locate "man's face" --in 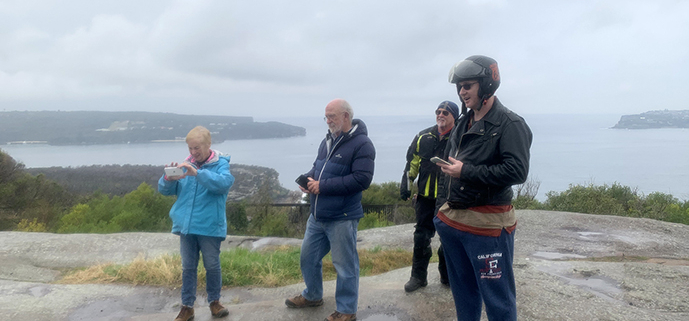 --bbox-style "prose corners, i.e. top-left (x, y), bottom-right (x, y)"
top-left (436, 108), bottom-right (455, 128)
top-left (458, 80), bottom-right (481, 110)
top-left (187, 138), bottom-right (211, 162)
top-left (325, 104), bottom-right (346, 135)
